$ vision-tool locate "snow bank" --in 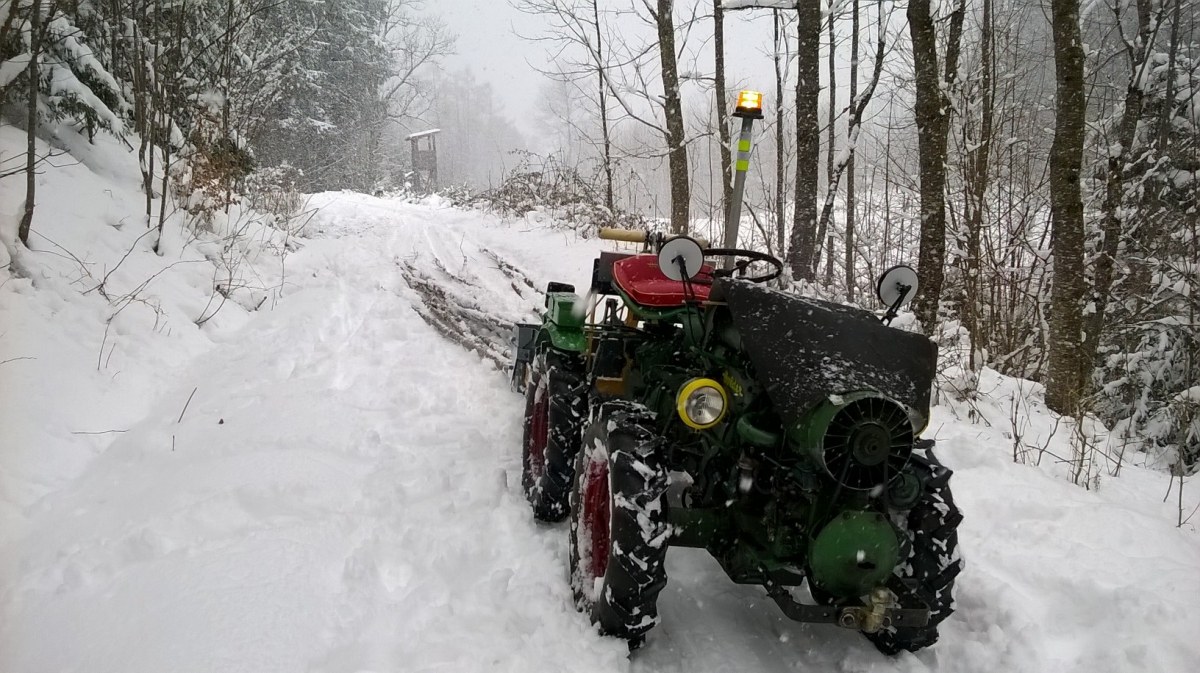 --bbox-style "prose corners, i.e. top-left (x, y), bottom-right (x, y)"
top-left (0, 123), bottom-right (288, 536)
